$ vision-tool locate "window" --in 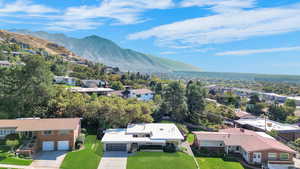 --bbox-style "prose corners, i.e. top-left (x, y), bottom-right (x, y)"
top-left (280, 153), bottom-right (289, 161)
top-left (43, 130), bottom-right (52, 135)
top-left (236, 147), bottom-right (240, 151)
top-left (268, 153), bottom-right (277, 160)
top-left (59, 130), bottom-right (69, 135)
